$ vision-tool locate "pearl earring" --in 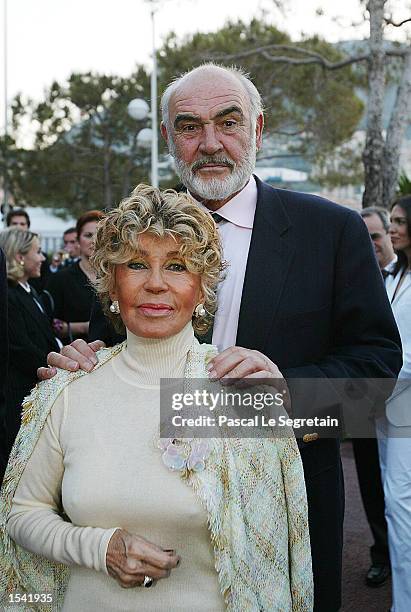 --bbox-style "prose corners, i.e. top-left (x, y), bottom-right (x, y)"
top-left (194, 303), bottom-right (206, 318)
top-left (109, 300), bottom-right (120, 314)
